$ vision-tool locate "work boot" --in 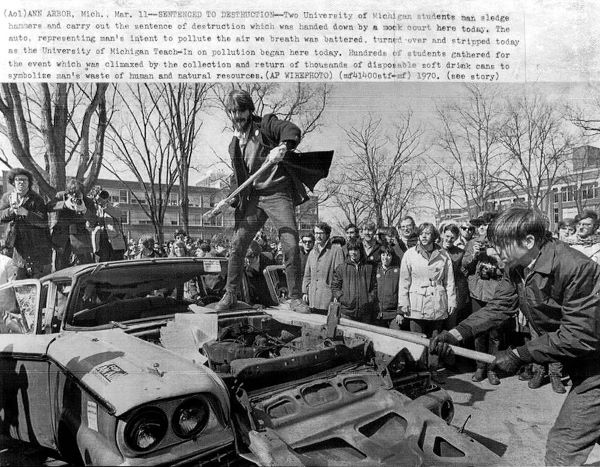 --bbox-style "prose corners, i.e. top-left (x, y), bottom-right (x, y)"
top-left (289, 298), bottom-right (311, 314)
top-left (487, 371), bottom-right (500, 385)
top-left (471, 368), bottom-right (486, 382)
top-left (215, 290), bottom-right (237, 312)
top-left (528, 368), bottom-right (545, 389)
top-left (518, 364), bottom-right (533, 381)
top-left (550, 374), bottom-right (566, 394)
